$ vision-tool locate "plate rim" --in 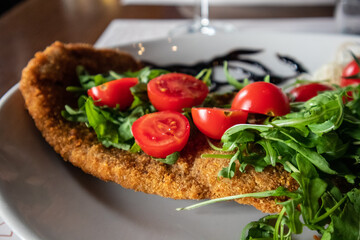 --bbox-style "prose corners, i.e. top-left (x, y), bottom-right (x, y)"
top-left (0, 83), bottom-right (42, 240)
